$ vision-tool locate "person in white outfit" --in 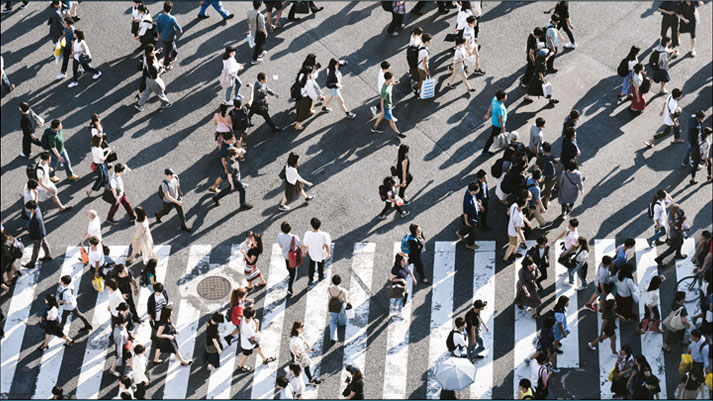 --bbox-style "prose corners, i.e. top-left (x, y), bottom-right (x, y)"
top-left (220, 46), bottom-right (243, 104)
top-left (279, 152), bottom-right (313, 211)
top-left (235, 307), bottom-right (276, 372)
top-left (67, 29), bottom-right (101, 87)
